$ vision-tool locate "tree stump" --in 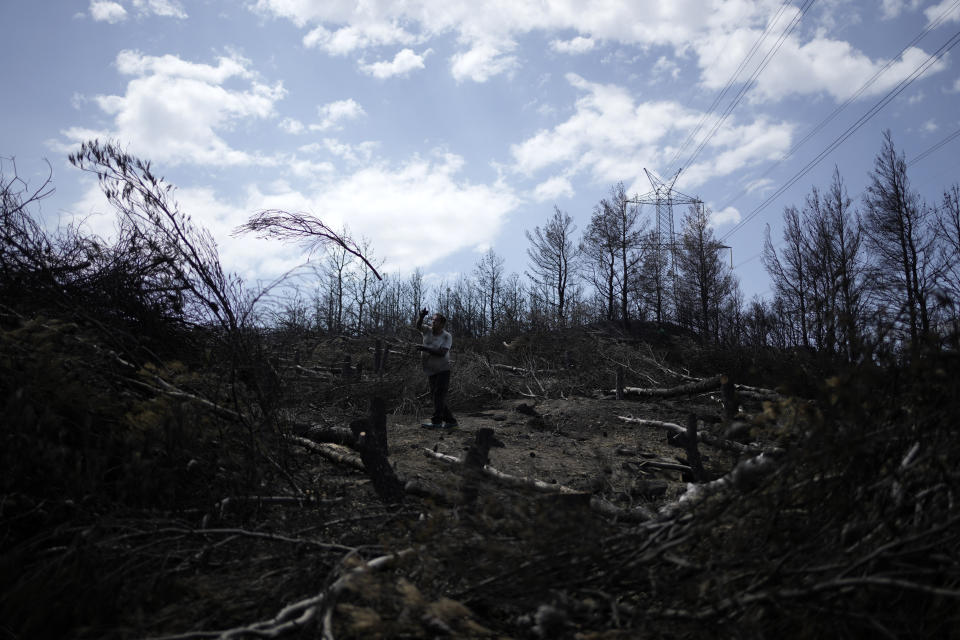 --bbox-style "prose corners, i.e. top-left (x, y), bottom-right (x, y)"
top-left (721, 374), bottom-right (739, 421)
top-left (350, 397), bottom-right (404, 503)
top-left (461, 428), bottom-right (505, 506)
top-left (683, 413), bottom-right (706, 483)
